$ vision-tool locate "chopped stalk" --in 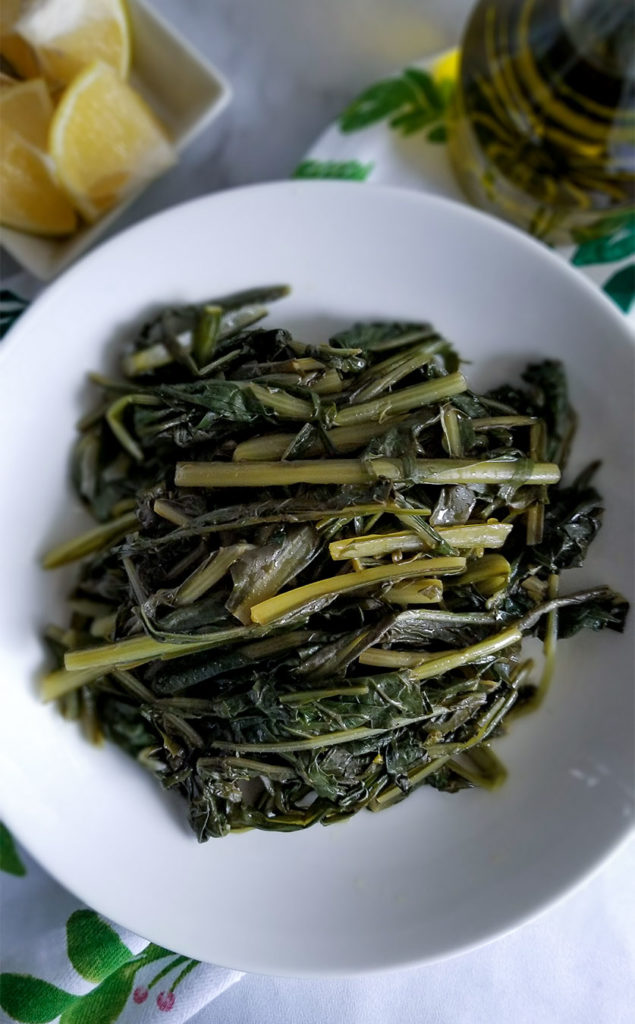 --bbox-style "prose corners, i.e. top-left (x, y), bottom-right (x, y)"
top-left (42, 665), bottom-right (106, 701)
top-left (63, 623), bottom-right (281, 673)
top-left (328, 523), bottom-right (512, 561)
top-left (175, 544), bottom-right (251, 606)
top-left (359, 648), bottom-right (433, 668)
top-left (350, 341), bottom-right (444, 402)
top-left (105, 394), bottom-right (162, 462)
top-left (409, 626), bottom-right (522, 680)
top-left (192, 305), bottom-right (222, 367)
top-left (209, 716), bottom-right (428, 754)
top-left (250, 556), bottom-right (466, 625)
top-left (332, 372), bottom-right (467, 426)
top-left (440, 404), bottom-right (465, 457)
top-left (42, 511), bottom-right (138, 569)
top-left (385, 579), bottom-right (444, 605)
top-left (280, 684), bottom-right (370, 704)
top-left (247, 382), bottom-right (314, 420)
top-left (472, 416), bottom-right (536, 430)
top-left (122, 342), bottom-right (174, 376)
top-left (175, 457), bottom-right (561, 489)
top-left (153, 499), bottom-right (191, 527)
top-left (233, 418), bottom-right (405, 462)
